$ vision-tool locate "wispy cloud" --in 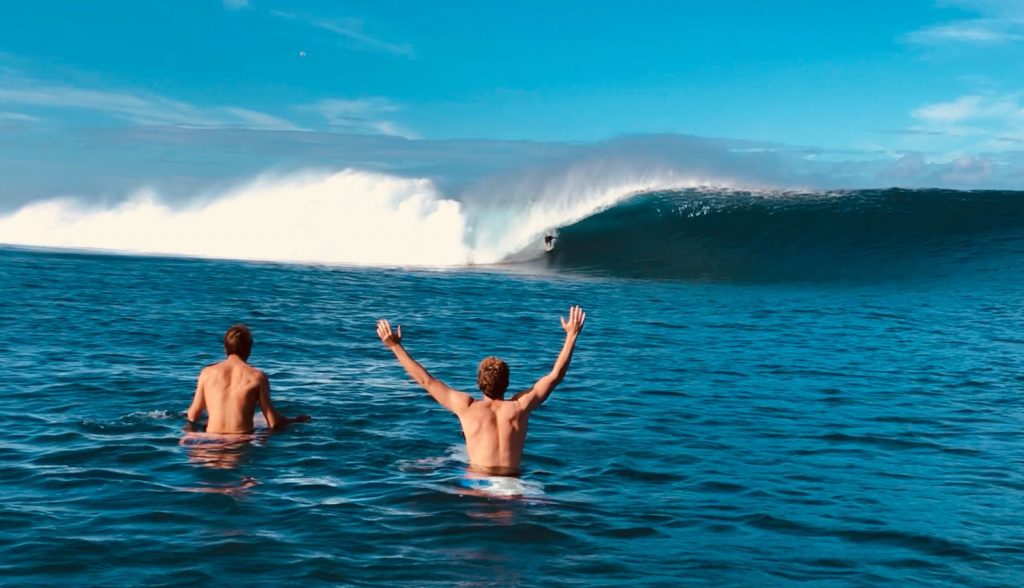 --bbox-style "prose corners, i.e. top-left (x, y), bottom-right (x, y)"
top-left (905, 19), bottom-right (1024, 45)
top-left (0, 72), bottom-right (302, 131)
top-left (881, 128), bottom-right (965, 138)
top-left (223, 0), bottom-right (251, 10)
top-left (0, 111), bottom-right (40, 123)
top-left (300, 98), bottom-right (416, 138)
top-left (221, 107), bottom-right (299, 130)
top-left (900, 93), bottom-right (1024, 156)
top-left (905, 1), bottom-right (1024, 46)
top-left (914, 95), bottom-right (983, 124)
top-left (270, 10), bottom-right (414, 57)
top-left (0, 64), bottom-right (416, 139)
top-left (913, 94), bottom-right (1023, 126)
